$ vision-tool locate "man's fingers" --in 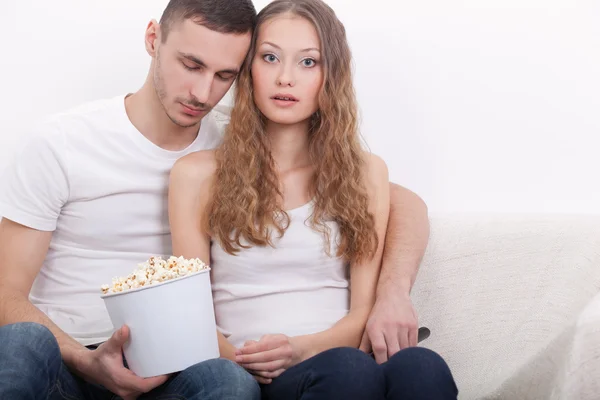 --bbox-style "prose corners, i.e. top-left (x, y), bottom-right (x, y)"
top-left (118, 371), bottom-right (151, 393)
top-left (140, 374), bottom-right (170, 392)
top-left (408, 327), bottom-right (418, 347)
top-left (119, 369), bottom-right (168, 393)
top-left (371, 332), bottom-right (388, 364)
top-left (105, 325), bottom-right (130, 354)
top-left (359, 331), bottom-right (372, 353)
top-left (398, 327), bottom-right (410, 351)
top-left (384, 328), bottom-right (401, 359)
